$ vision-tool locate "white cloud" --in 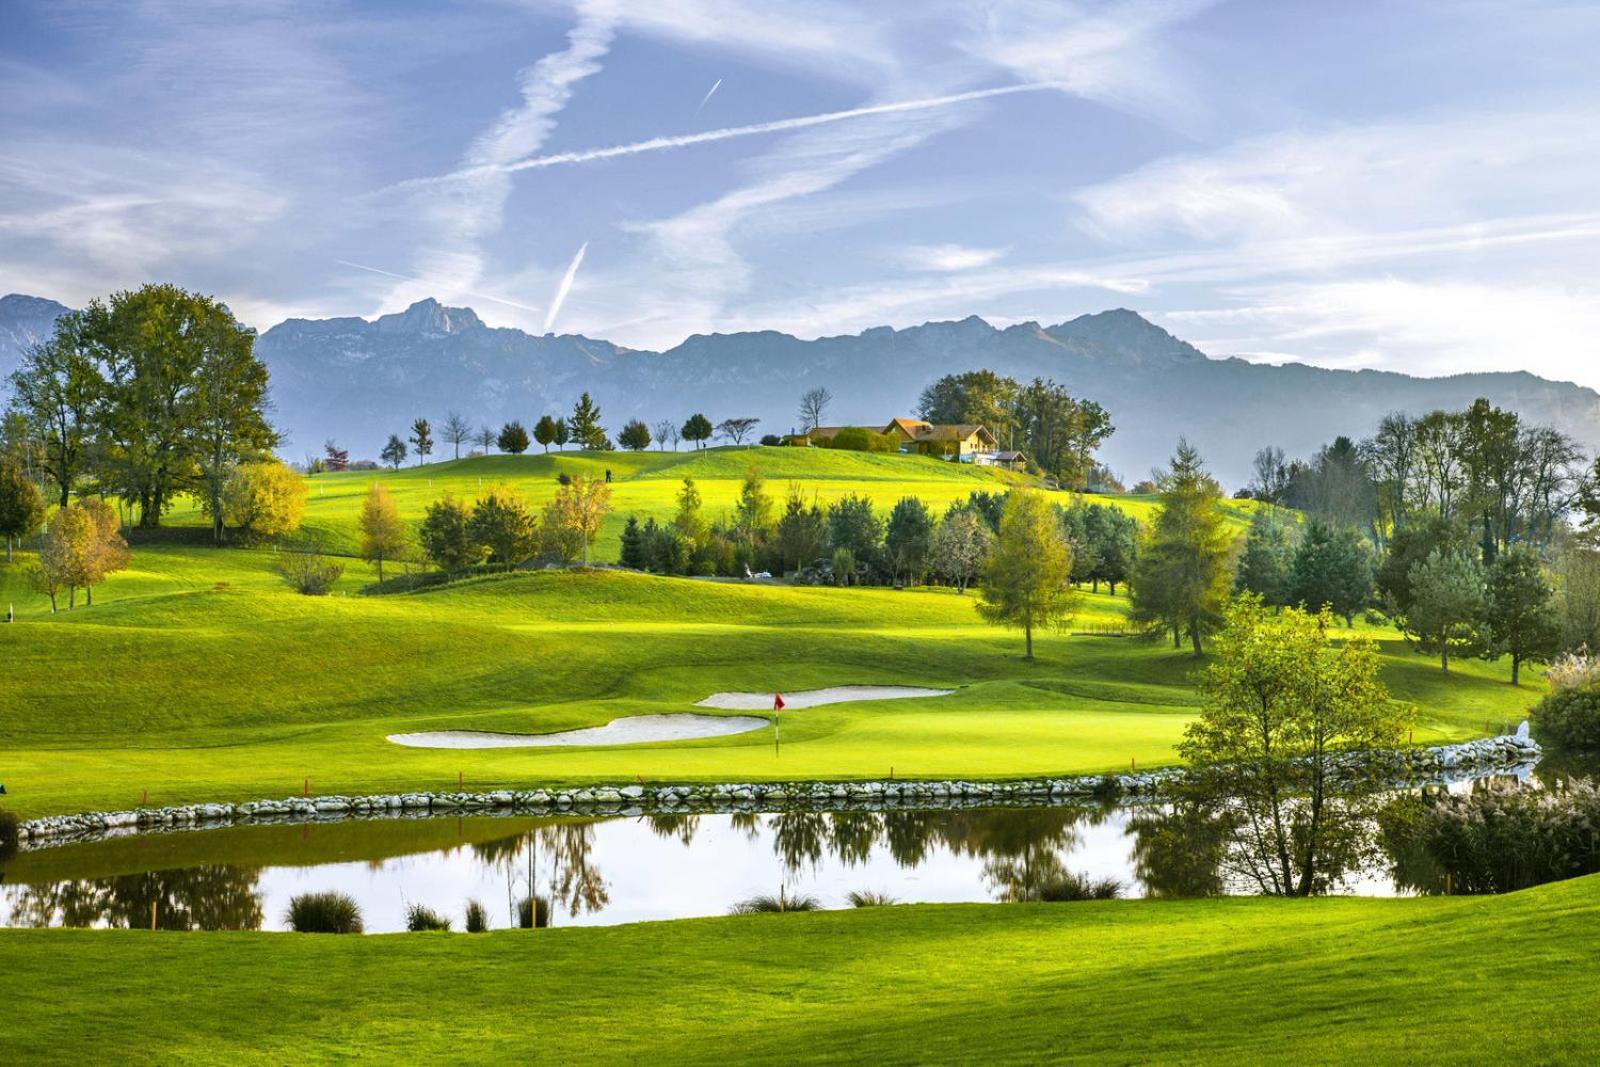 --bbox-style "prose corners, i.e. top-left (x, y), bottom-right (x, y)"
top-left (893, 244), bottom-right (1007, 272)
